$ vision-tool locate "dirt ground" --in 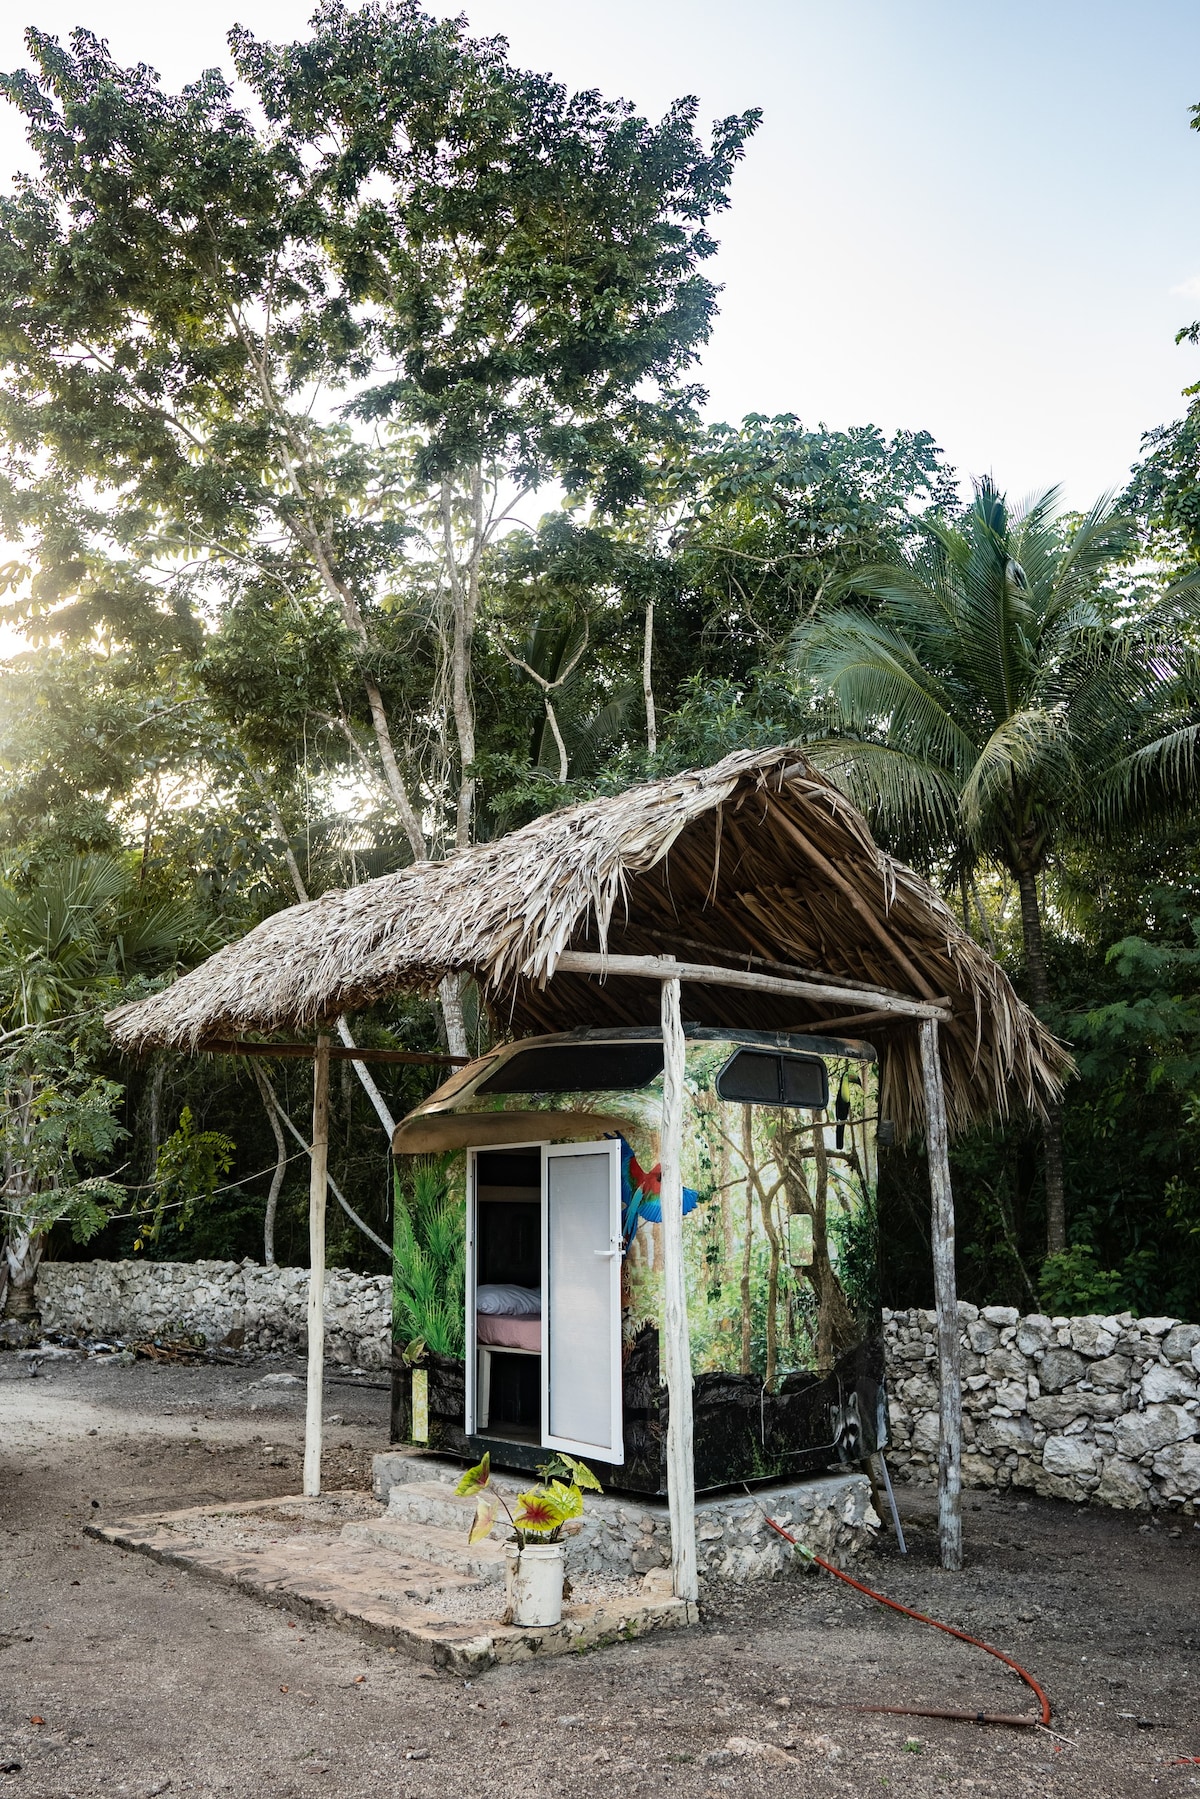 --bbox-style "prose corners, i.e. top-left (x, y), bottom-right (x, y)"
top-left (1, 1350), bottom-right (1198, 1799)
